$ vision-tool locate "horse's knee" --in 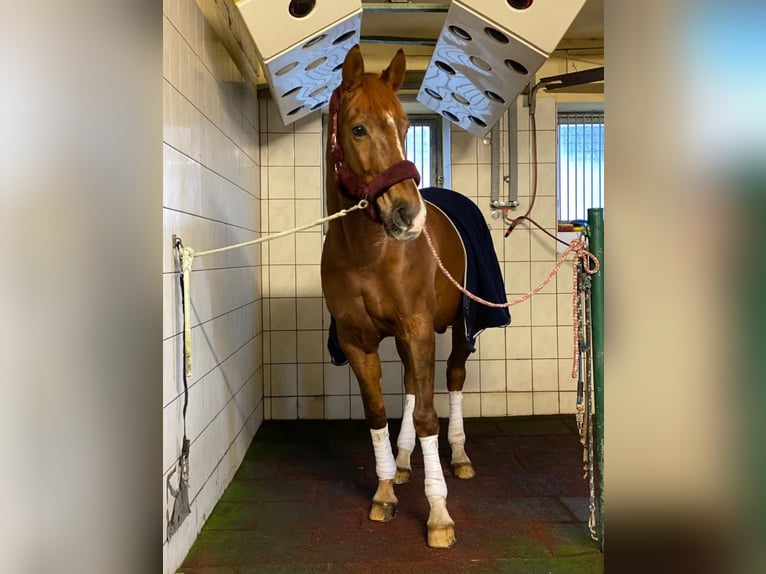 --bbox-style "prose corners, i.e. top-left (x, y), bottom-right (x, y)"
top-left (413, 405), bottom-right (439, 437)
